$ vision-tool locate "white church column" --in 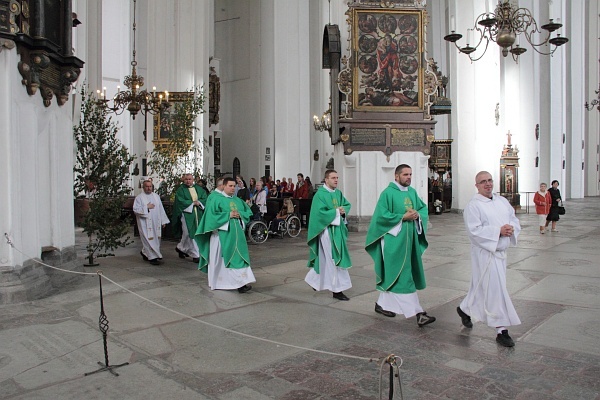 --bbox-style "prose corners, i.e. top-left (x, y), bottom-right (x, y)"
top-left (565, 0), bottom-right (586, 199)
top-left (585, 0), bottom-right (600, 196)
top-left (271, 0), bottom-right (311, 180)
top-left (448, 0), bottom-right (502, 210)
